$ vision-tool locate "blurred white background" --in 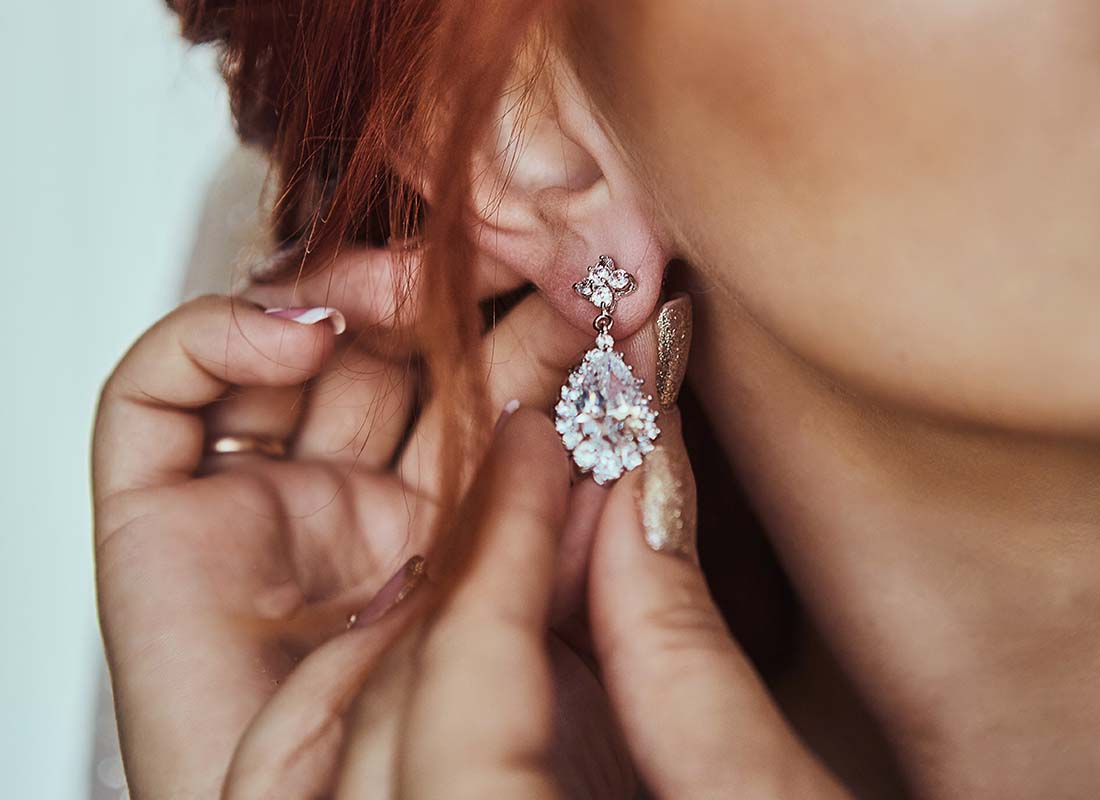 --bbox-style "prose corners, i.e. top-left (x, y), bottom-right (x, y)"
top-left (0, 1), bottom-right (237, 796)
